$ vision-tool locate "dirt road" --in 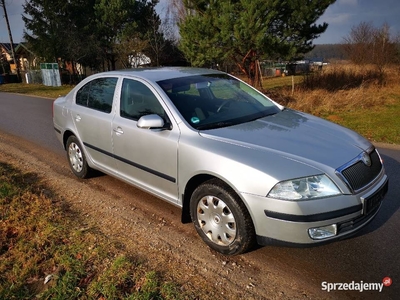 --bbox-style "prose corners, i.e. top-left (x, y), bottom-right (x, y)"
top-left (0, 130), bottom-right (336, 299)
